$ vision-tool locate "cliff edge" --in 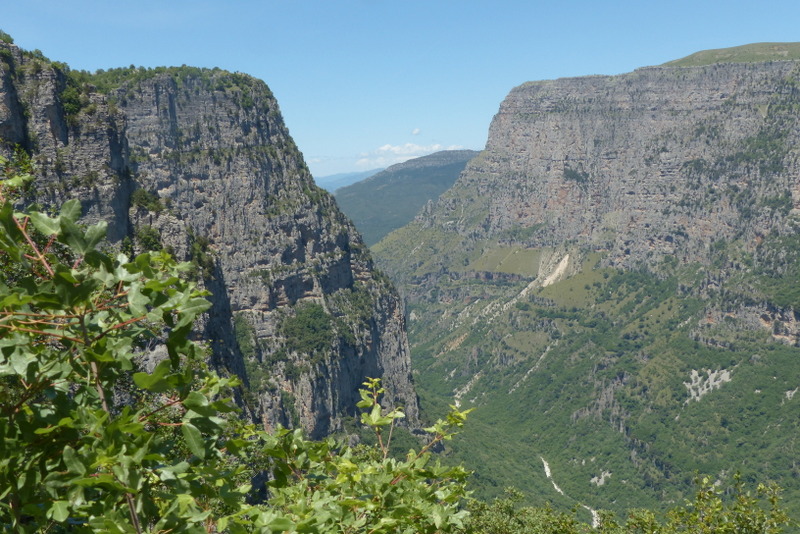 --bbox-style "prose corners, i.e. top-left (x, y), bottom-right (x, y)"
top-left (0, 41), bottom-right (418, 437)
